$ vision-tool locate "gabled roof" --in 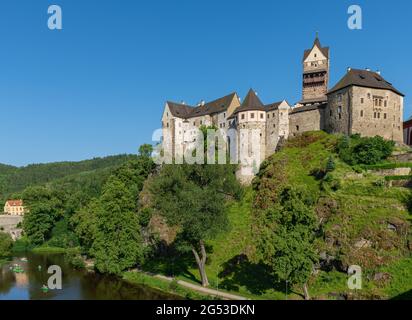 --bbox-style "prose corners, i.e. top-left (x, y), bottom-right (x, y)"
top-left (5, 200), bottom-right (23, 207)
top-left (303, 36), bottom-right (330, 62)
top-left (167, 102), bottom-right (194, 118)
top-left (328, 69), bottom-right (404, 96)
top-left (166, 92), bottom-right (238, 119)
